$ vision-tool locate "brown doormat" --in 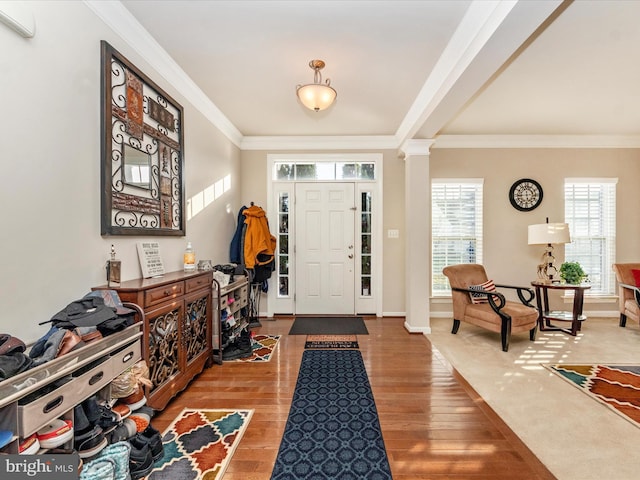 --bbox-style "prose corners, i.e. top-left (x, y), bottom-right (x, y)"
top-left (305, 335), bottom-right (359, 349)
